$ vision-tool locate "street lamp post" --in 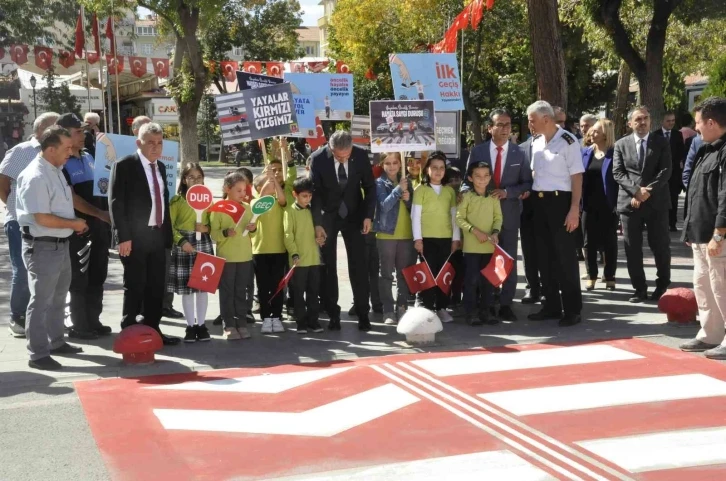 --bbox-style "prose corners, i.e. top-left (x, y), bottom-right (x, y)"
top-left (29, 75), bottom-right (37, 119)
